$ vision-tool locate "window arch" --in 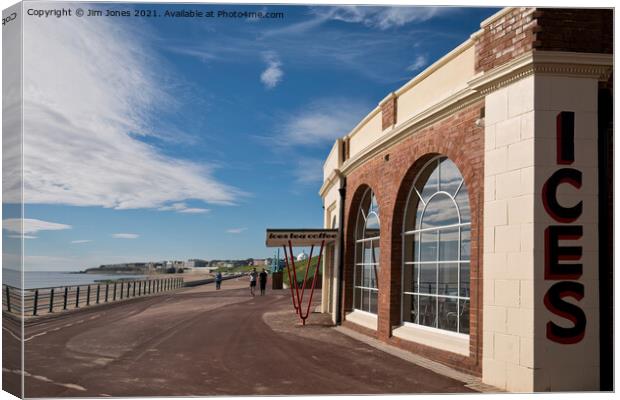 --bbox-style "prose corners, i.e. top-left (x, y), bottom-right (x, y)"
top-left (354, 188), bottom-right (380, 314)
top-left (402, 157), bottom-right (470, 334)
